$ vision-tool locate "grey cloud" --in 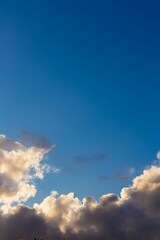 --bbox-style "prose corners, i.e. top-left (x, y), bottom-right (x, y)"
top-left (0, 173), bottom-right (18, 197)
top-left (0, 206), bottom-right (48, 240)
top-left (20, 131), bottom-right (53, 149)
top-left (0, 134), bottom-right (24, 151)
top-left (115, 170), bottom-right (130, 181)
top-left (114, 167), bottom-right (135, 181)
